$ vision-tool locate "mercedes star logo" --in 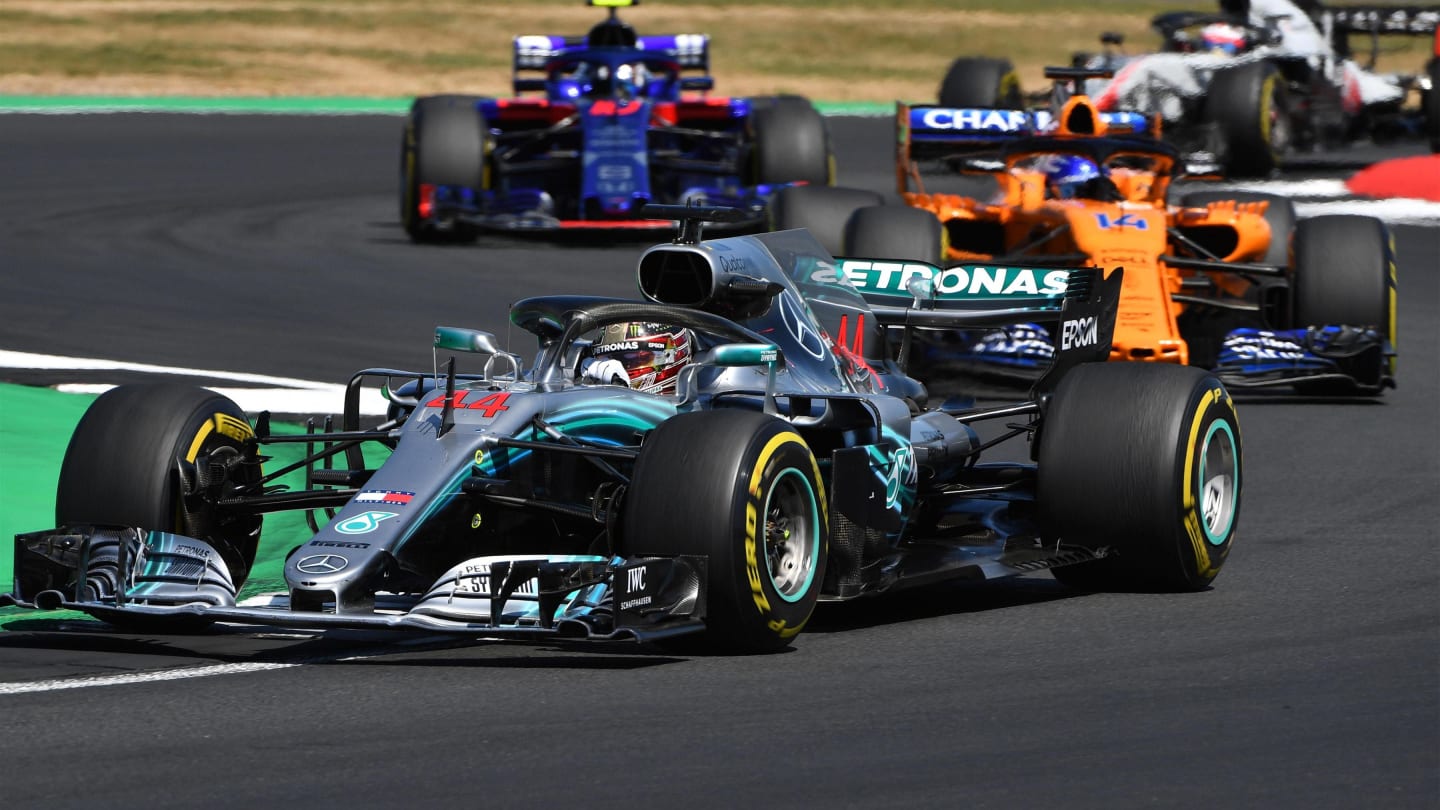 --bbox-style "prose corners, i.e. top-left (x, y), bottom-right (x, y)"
top-left (778, 292), bottom-right (826, 359)
top-left (296, 554), bottom-right (349, 574)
